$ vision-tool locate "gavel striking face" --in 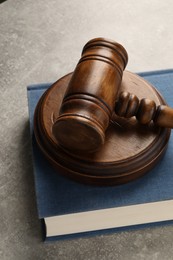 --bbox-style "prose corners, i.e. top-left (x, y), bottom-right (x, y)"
top-left (52, 38), bottom-right (173, 153)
